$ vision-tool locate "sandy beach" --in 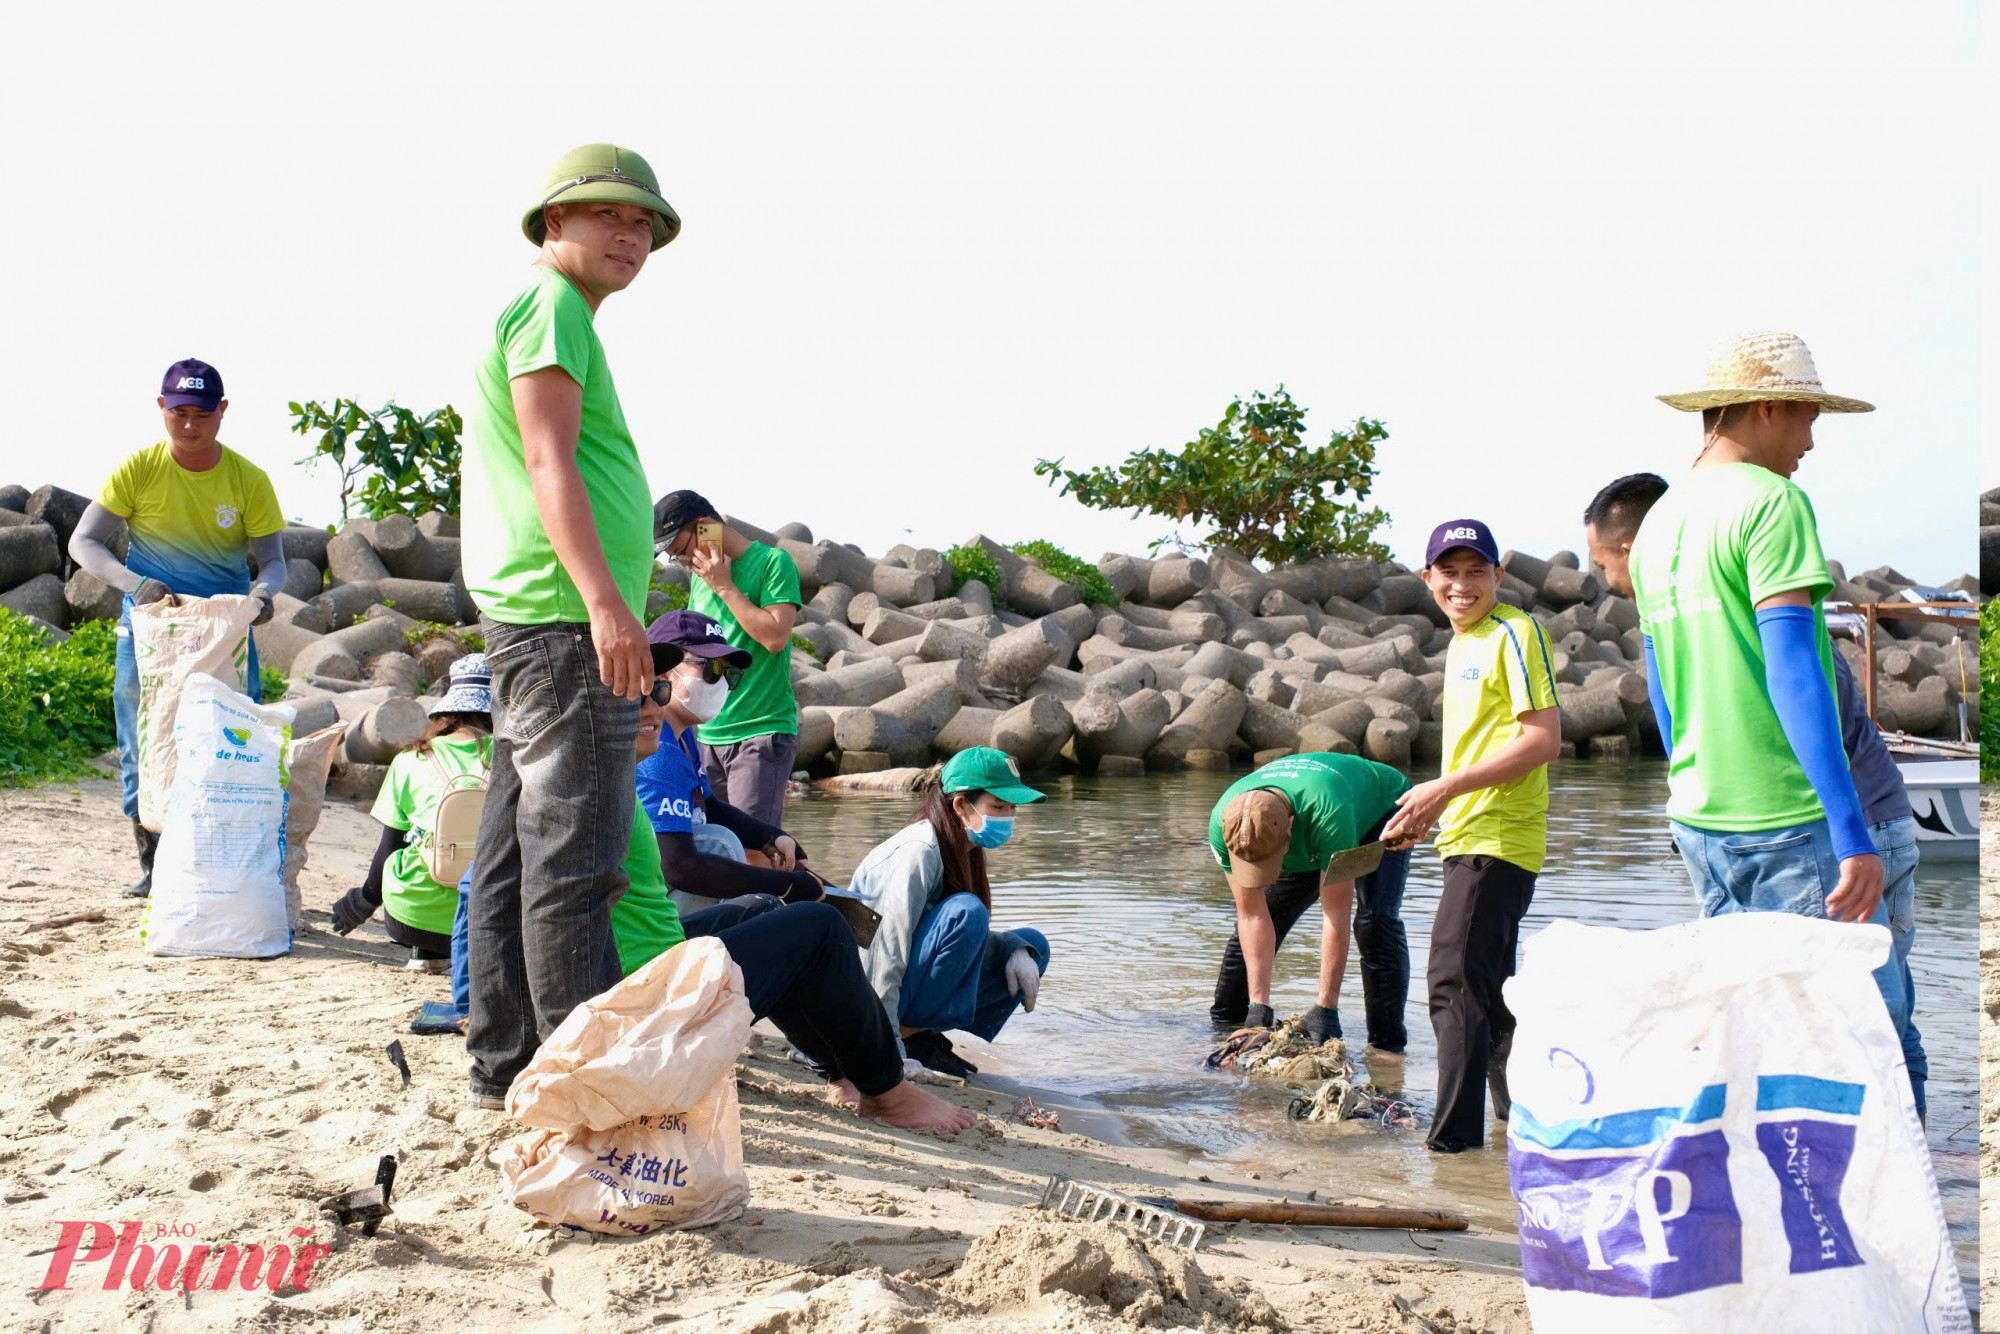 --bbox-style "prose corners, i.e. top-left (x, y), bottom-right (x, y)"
top-left (0, 772), bottom-right (1531, 1333)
